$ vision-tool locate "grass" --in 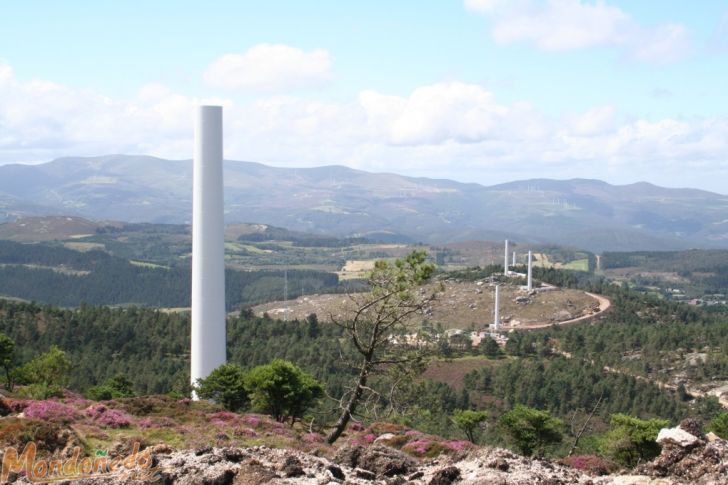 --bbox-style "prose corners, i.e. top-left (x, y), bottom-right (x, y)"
top-left (225, 242), bottom-right (270, 254)
top-left (140, 428), bottom-right (187, 448)
top-left (63, 242), bottom-right (106, 252)
top-left (0, 263), bottom-right (90, 276)
top-left (255, 281), bottom-right (598, 330)
top-left (534, 253), bottom-right (590, 271)
top-left (129, 260), bottom-right (169, 269)
top-left (562, 259), bottom-right (589, 271)
top-left (341, 260), bottom-right (376, 272)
